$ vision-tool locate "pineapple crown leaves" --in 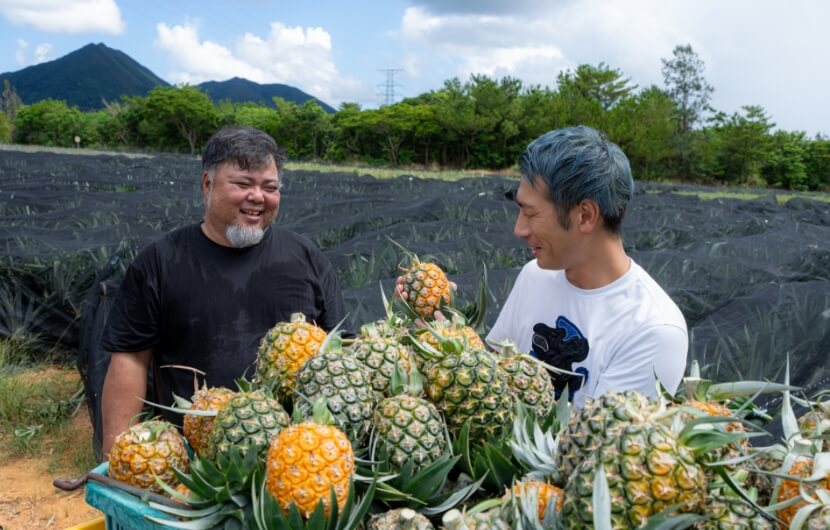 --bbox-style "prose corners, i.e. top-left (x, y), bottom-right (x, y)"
top-left (592, 458), bottom-right (613, 530)
top-left (790, 490), bottom-right (830, 530)
top-left (387, 355), bottom-right (425, 397)
top-left (367, 452), bottom-right (482, 514)
top-left (708, 464), bottom-right (784, 527)
top-left (498, 481), bottom-right (560, 530)
top-left (147, 447), bottom-right (265, 528)
top-left (252, 469), bottom-right (377, 530)
top-left (508, 403), bottom-right (561, 483)
top-left (452, 419), bottom-right (521, 493)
